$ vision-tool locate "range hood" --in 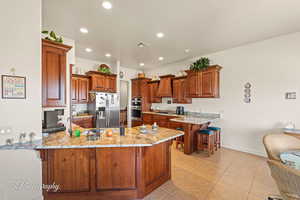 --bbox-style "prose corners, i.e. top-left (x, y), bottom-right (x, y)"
top-left (157, 74), bottom-right (175, 97)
